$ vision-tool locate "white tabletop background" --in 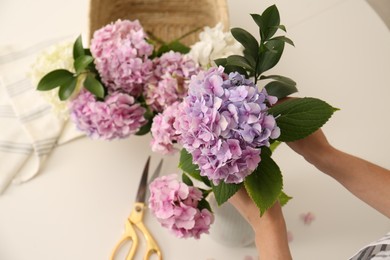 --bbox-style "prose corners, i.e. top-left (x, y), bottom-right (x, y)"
top-left (1, 0), bottom-right (389, 259)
